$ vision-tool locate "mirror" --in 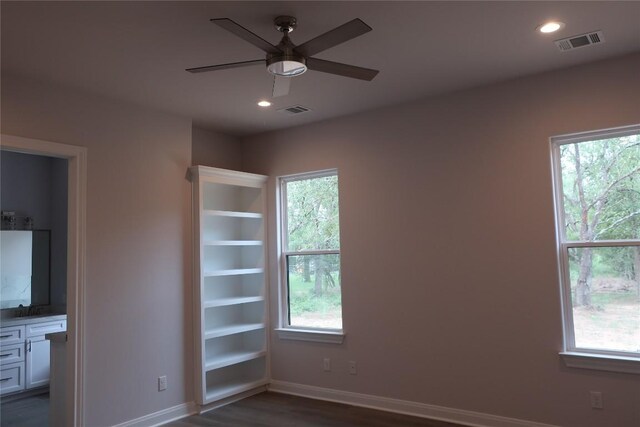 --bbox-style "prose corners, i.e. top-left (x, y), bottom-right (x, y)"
top-left (0, 230), bottom-right (50, 309)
